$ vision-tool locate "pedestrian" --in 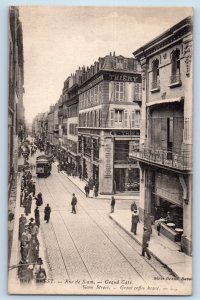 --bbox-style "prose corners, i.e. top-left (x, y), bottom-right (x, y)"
top-left (84, 184), bottom-right (89, 197)
top-left (44, 204), bottom-right (51, 223)
top-left (31, 180), bottom-right (36, 197)
top-left (131, 209), bottom-right (139, 235)
top-left (20, 189), bottom-right (24, 207)
top-left (71, 193), bottom-right (77, 214)
top-left (141, 227), bottom-right (151, 260)
top-left (88, 177), bottom-right (94, 197)
top-left (34, 206), bottom-right (40, 227)
top-left (94, 185), bottom-right (98, 197)
top-left (110, 196), bottom-right (115, 213)
top-left (28, 236), bottom-right (40, 264)
top-left (18, 214), bottom-right (27, 240)
top-left (30, 223), bottom-right (39, 238)
top-left (57, 163), bottom-right (60, 173)
top-left (35, 192), bottom-right (43, 206)
top-left (21, 227), bottom-right (32, 244)
top-left (155, 217), bottom-right (164, 236)
top-left (20, 241), bottom-right (29, 261)
top-left (24, 194), bottom-right (32, 216)
top-left (131, 201), bottom-right (137, 212)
